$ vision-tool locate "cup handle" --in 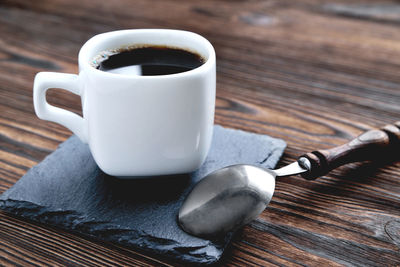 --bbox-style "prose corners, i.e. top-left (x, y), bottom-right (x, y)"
top-left (33, 72), bottom-right (88, 143)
